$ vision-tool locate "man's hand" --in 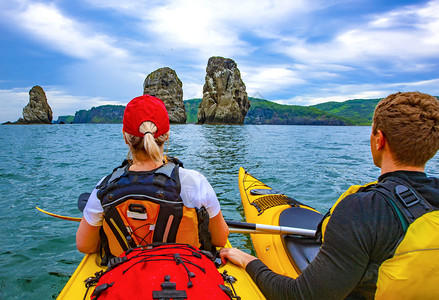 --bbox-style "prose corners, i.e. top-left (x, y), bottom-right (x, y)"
top-left (219, 247), bottom-right (258, 268)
